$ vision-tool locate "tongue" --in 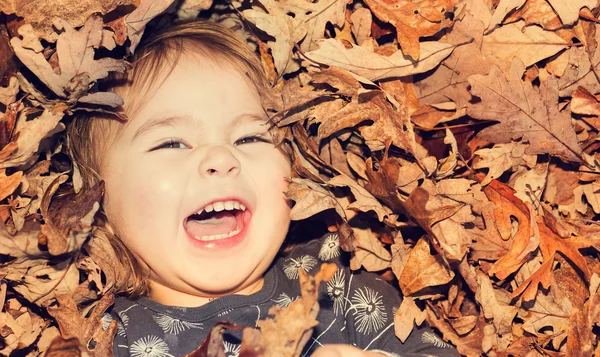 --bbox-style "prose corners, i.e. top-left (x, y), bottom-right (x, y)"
top-left (186, 211), bottom-right (238, 238)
